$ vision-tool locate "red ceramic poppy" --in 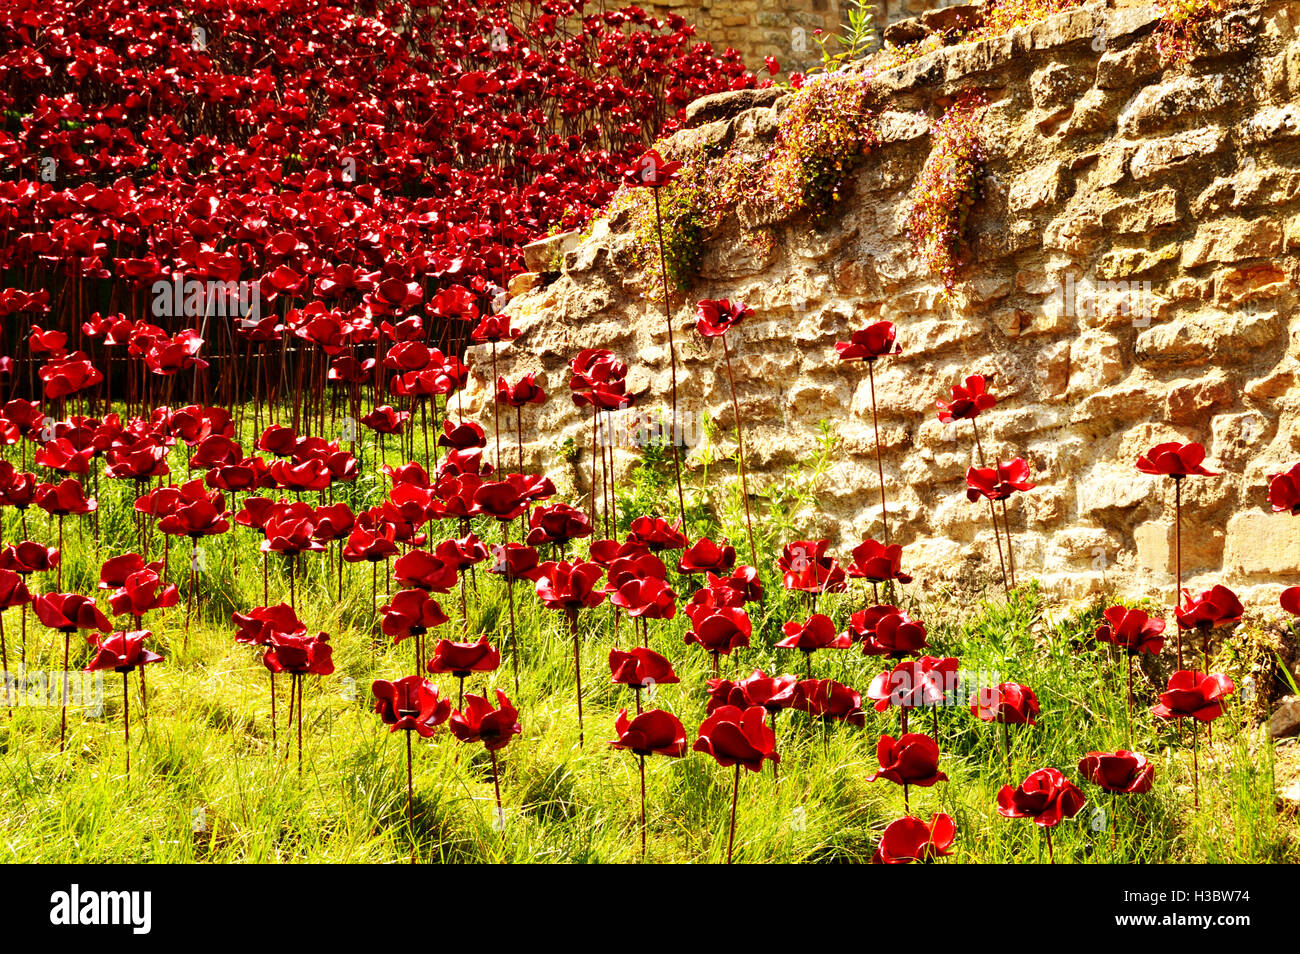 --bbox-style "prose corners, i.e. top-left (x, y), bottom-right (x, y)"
top-left (1077, 751), bottom-right (1155, 794)
top-left (694, 298), bottom-right (751, 338)
top-left (1136, 442), bottom-right (1217, 478)
top-left (35, 477), bottom-right (96, 516)
top-left (0, 541), bottom-right (60, 575)
top-left (108, 568), bottom-right (180, 618)
top-left (84, 630), bottom-right (163, 673)
top-left (627, 516), bottom-right (687, 552)
top-left (836, 321), bottom-right (899, 363)
top-left (936, 374), bottom-right (996, 423)
top-left (372, 677), bottom-right (452, 737)
top-left (965, 458), bottom-right (1035, 502)
top-left (684, 604), bottom-right (751, 656)
top-left (487, 543), bottom-right (544, 583)
top-left (1267, 462), bottom-right (1300, 514)
top-left (381, 589), bottom-right (451, 644)
top-left (609, 708), bottom-right (688, 757)
top-left (705, 669), bottom-right (798, 715)
top-left (867, 656), bottom-right (960, 712)
top-left (427, 635), bottom-right (500, 678)
top-left (33, 592), bottom-right (111, 633)
top-left (793, 678), bottom-right (865, 726)
top-left (233, 603), bottom-right (305, 647)
top-left (847, 538), bottom-right (911, 583)
top-left (867, 733), bottom-right (947, 786)
top-left (608, 576), bottom-right (677, 620)
top-left (850, 604), bottom-right (928, 657)
top-left (496, 372), bottom-right (547, 407)
top-left (1151, 671), bottom-right (1235, 722)
top-left (449, 689), bottom-right (522, 751)
top-left (609, 646), bottom-right (680, 687)
top-left (1095, 605), bottom-right (1166, 655)
top-left (0, 568), bottom-right (31, 609)
top-left (1283, 587), bottom-right (1300, 617)
top-left (527, 503), bottom-right (594, 547)
top-left (1174, 584), bottom-right (1243, 630)
top-left (263, 631), bottom-right (335, 675)
top-left (534, 560), bottom-right (606, 613)
top-left (704, 566), bottom-right (764, 605)
top-left (623, 148), bottom-right (682, 188)
top-left (677, 537), bottom-right (736, 575)
top-left (997, 768), bottom-right (1086, 827)
top-left (776, 614), bottom-right (852, 653)
top-left (872, 813), bottom-right (955, 864)
top-left (971, 682), bottom-right (1039, 724)
top-left (693, 704), bottom-right (779, 772)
